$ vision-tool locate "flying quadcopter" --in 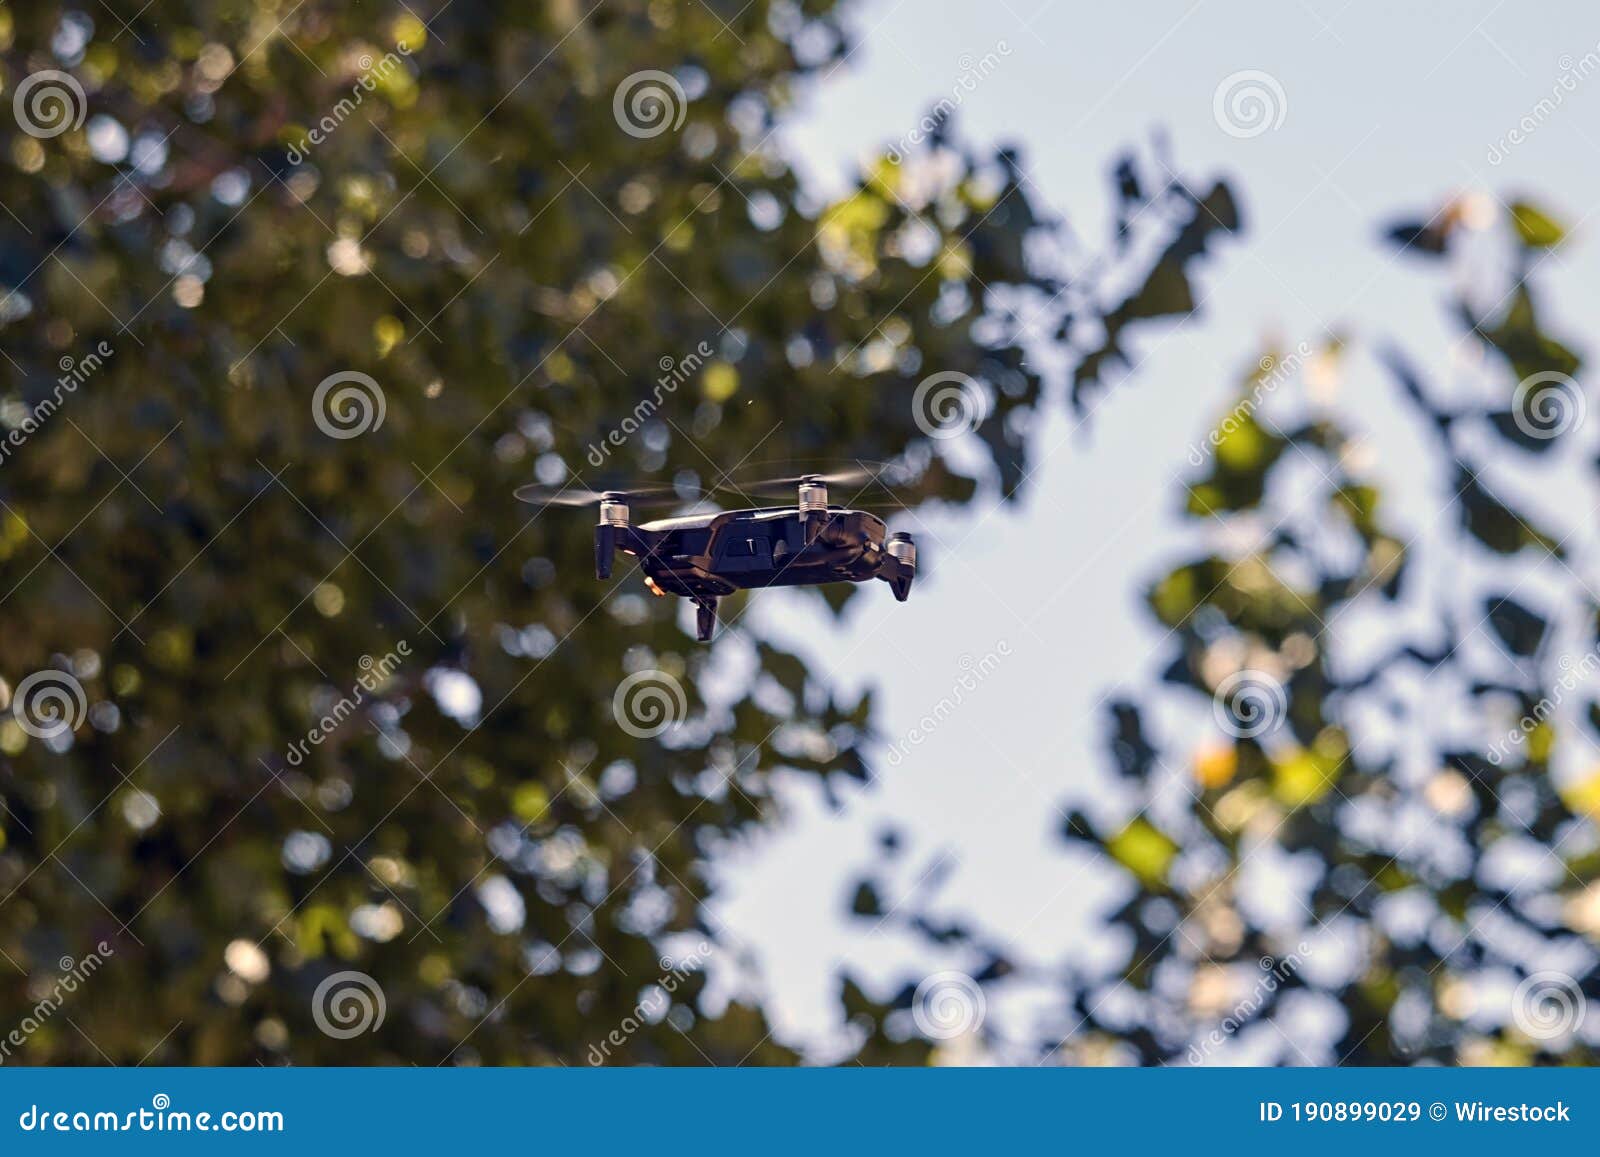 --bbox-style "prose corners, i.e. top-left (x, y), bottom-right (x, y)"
top-left (515, 463), bottom-right (917, 641)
